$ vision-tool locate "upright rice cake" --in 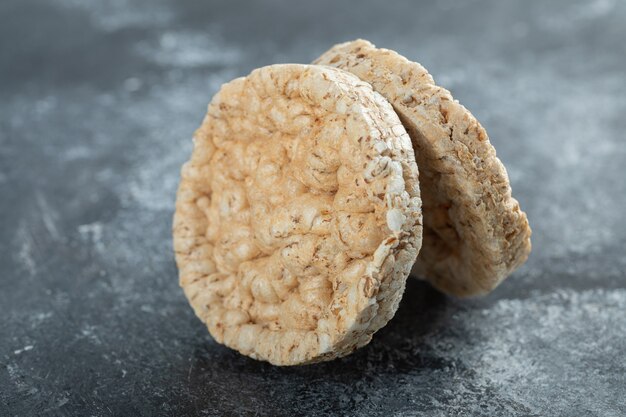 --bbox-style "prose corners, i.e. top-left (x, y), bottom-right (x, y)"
top-left (316, 40), bottom-right (531, 297)
top-left (173, 64), bottom-right (422, 365)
